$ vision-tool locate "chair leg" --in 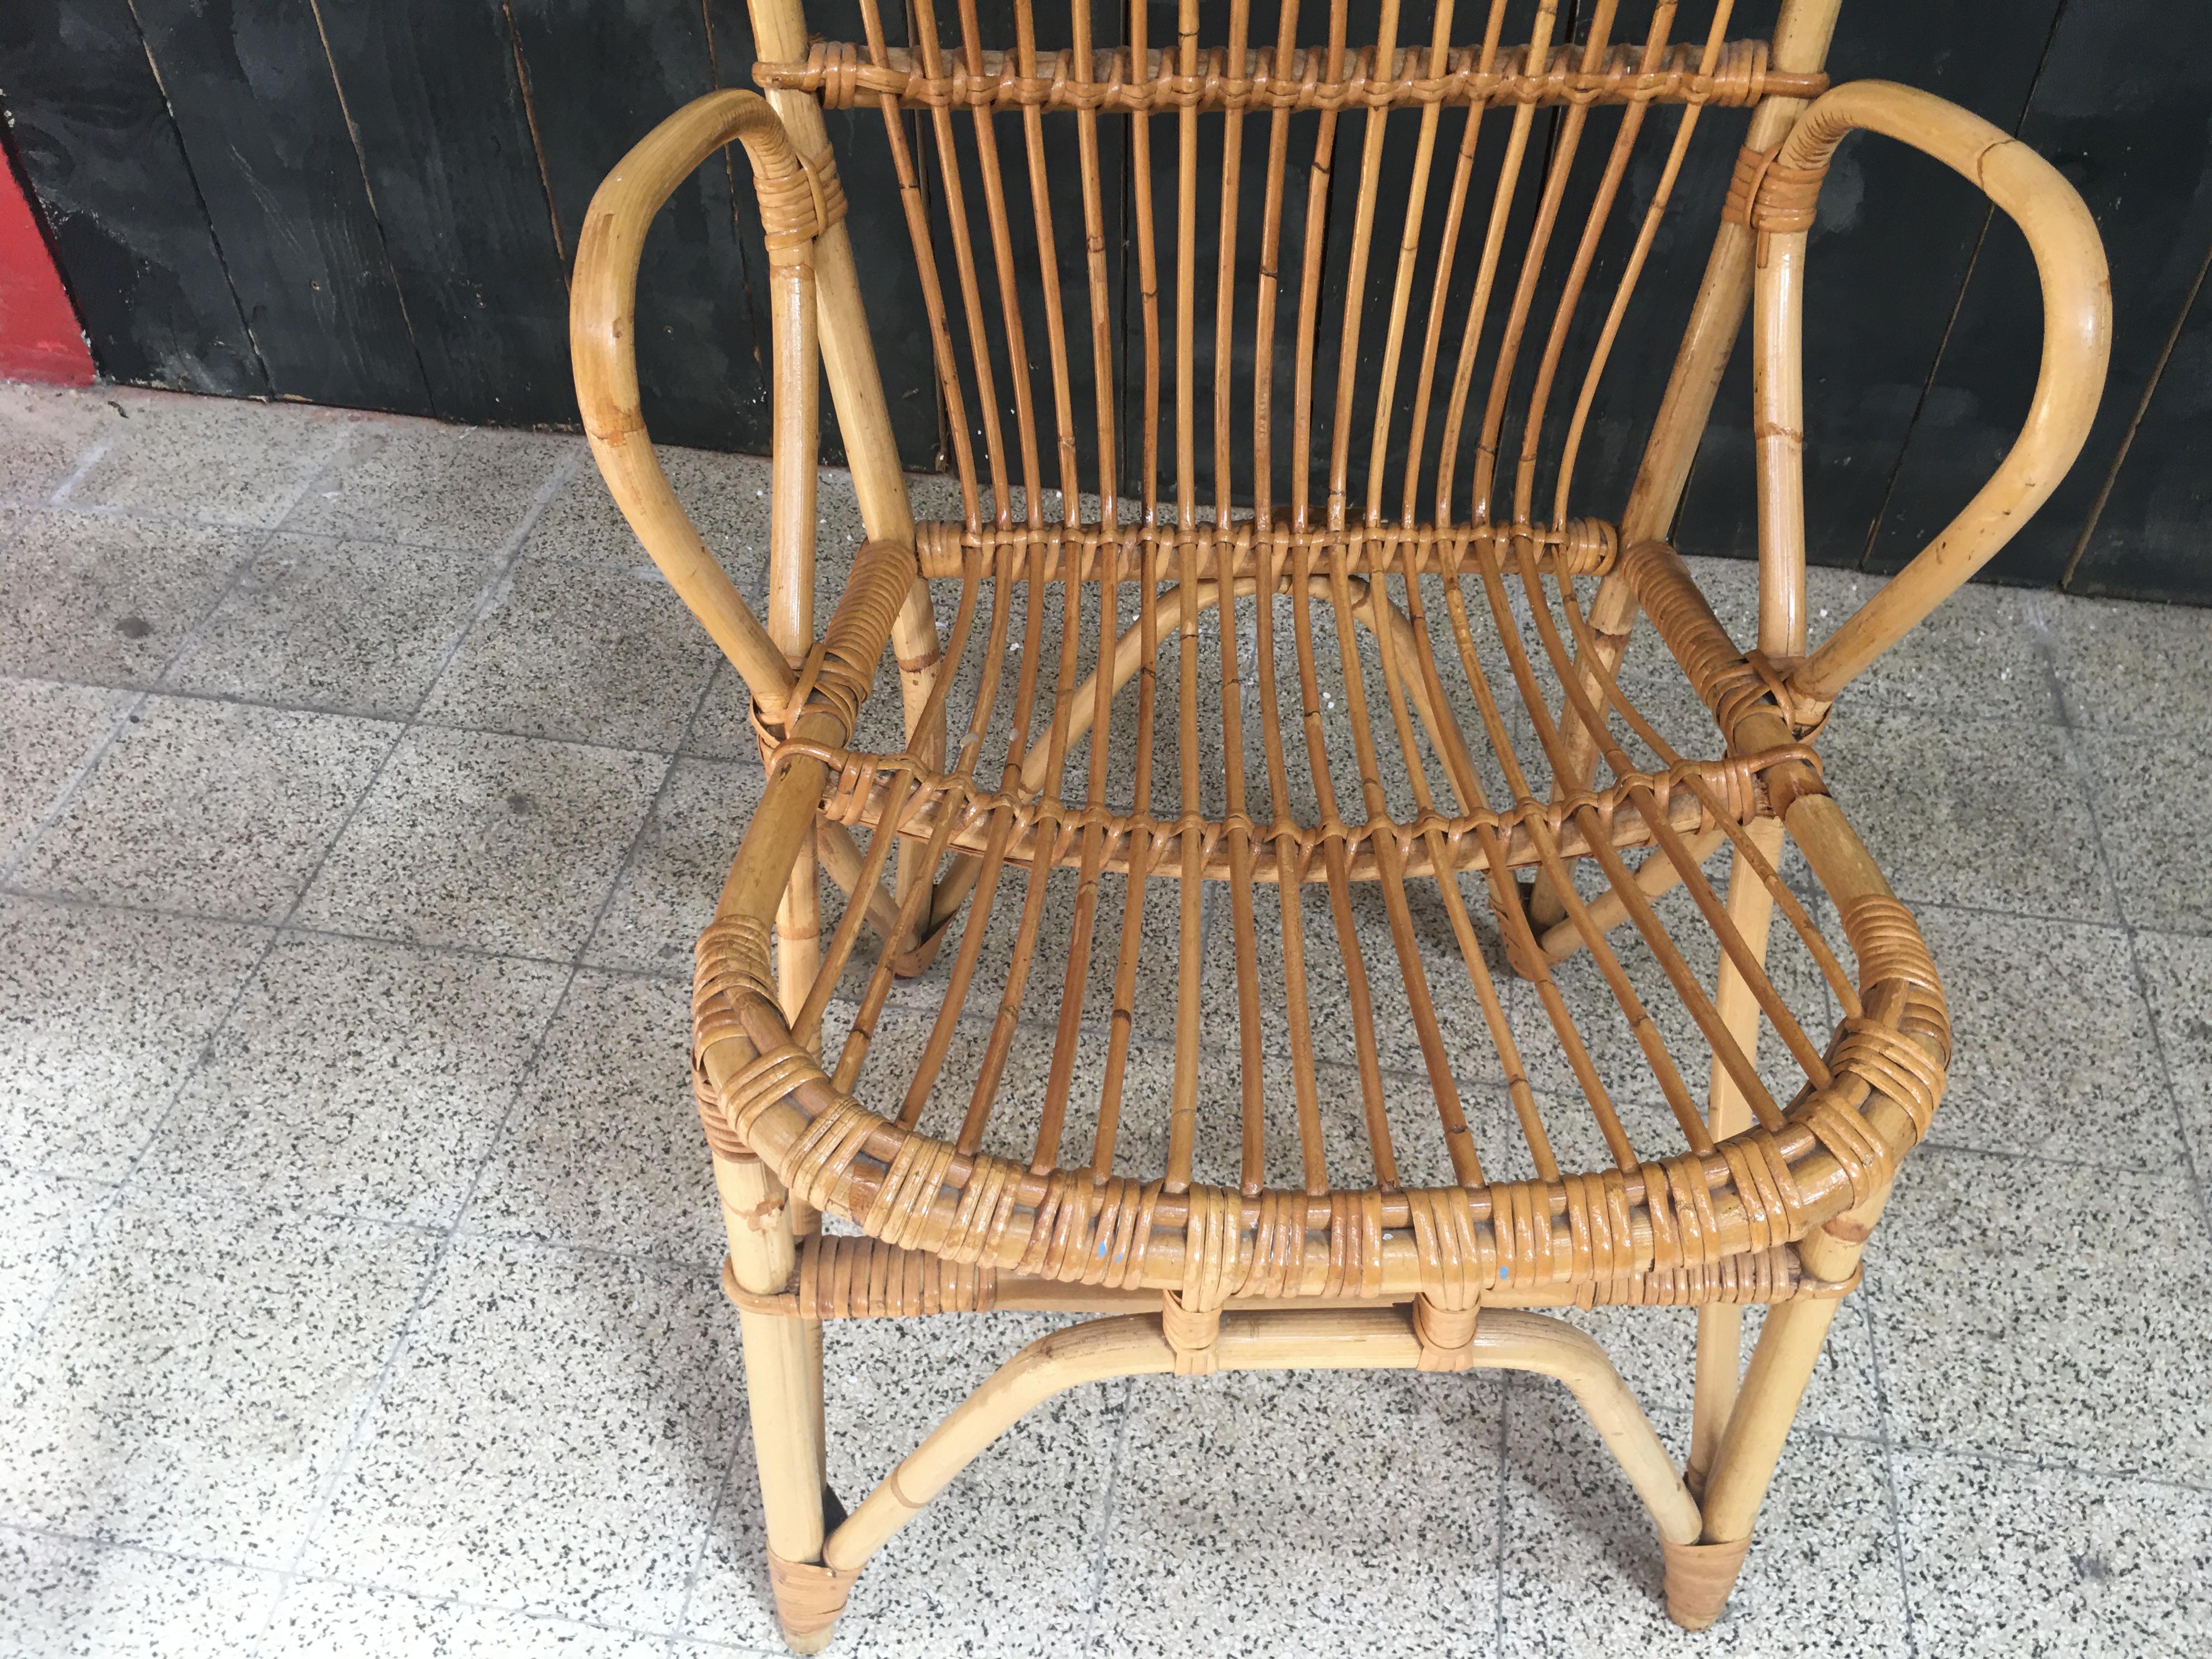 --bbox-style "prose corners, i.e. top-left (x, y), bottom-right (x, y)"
top-left (1667, 1188), bottom-right (1885, 1630)
top-left (715, 1149), bottom-right (849, 1653)
top-left (1686, 820), bottom-right (1784, 1493)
